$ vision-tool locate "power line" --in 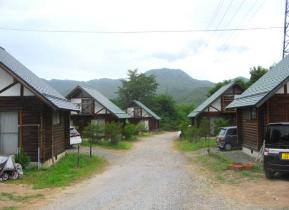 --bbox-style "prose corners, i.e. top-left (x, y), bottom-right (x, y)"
top-left (207, 0), bottom-right (225, 29)
top-left (214, 0), bottom-right (235, 30)
top-left (219, 0), bottom-right (267, 49)
top-left (223, 0), bottom-right (247, 28)
top-left (0, 26), bottom-right (282, 34)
